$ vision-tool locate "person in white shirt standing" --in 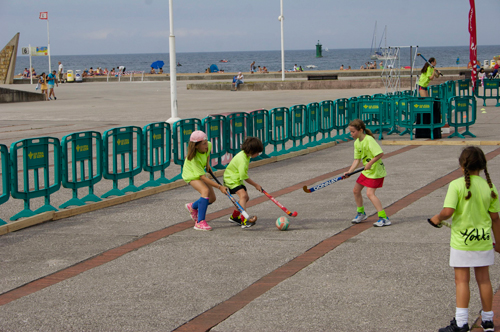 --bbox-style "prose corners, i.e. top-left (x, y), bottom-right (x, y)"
top-left (58, 61), bottom-right (64, 83)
